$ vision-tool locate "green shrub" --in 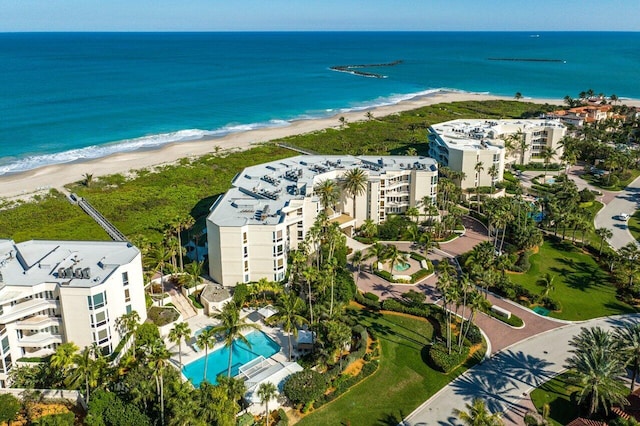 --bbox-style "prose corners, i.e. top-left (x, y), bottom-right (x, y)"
top-left (188, 293), bottom-right (204, 309)
top-left (373, 269), bottom-right (393, 281)
top-left (411, 268), bottom-right (430, 282)
top-left (355, 292), bottom-right (381, 310)
top-left (464, 323), bottom-right (483, 344)
top-left (488, 310), bottom-right (524, 327)
top-left (363, 292), bottom-right (379, 302)
top-left (33, 412), bottom-right (75, 426)
top-left (0, 394), bottom-right (20, 425)
top-left (540, 296), bottom-right (561, 311)
top-left (283, 370), bottom-right (327, 406)
top-left (511, 251), bottom-right (531, 272)
top-left (409, 252), bottom-right (426, 261)
top-left (427, 342), bottom-right (470, 373)
top-left (275, 408), bottom-right (289, 426)
top-left (233, 283), bottom-right (249, 305)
